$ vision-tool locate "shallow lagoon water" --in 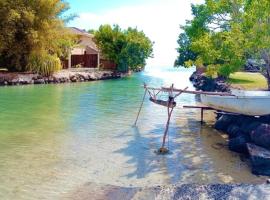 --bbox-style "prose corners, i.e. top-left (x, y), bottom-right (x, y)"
top-left (0, 67), bottom-right (264, 199)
